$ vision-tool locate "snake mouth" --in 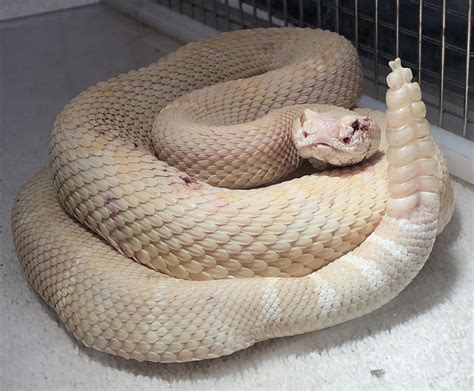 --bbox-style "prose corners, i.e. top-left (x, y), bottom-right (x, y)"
top-left (313, 142), bottom-right (332, 149)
